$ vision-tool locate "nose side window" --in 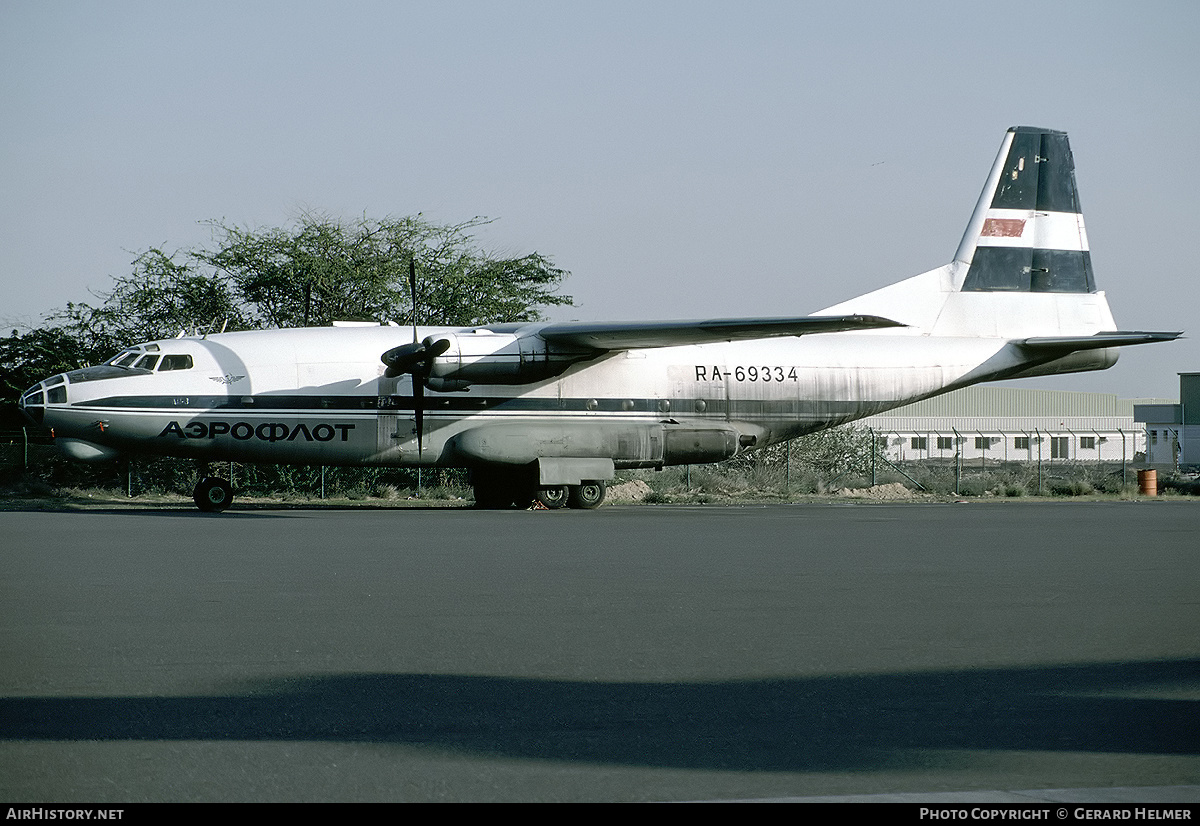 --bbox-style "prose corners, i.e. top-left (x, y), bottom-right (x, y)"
top-left (159, 355), bottom-right (194, 371)
top-left (136, 354), bottom-right (160, 370)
